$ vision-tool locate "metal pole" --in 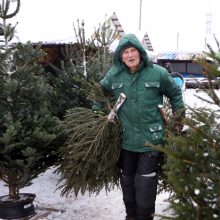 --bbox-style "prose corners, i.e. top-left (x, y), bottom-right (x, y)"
top-left (139, 0), bottom-right (142, 31)
top-left (177, 32), bottom-right (179, 51)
